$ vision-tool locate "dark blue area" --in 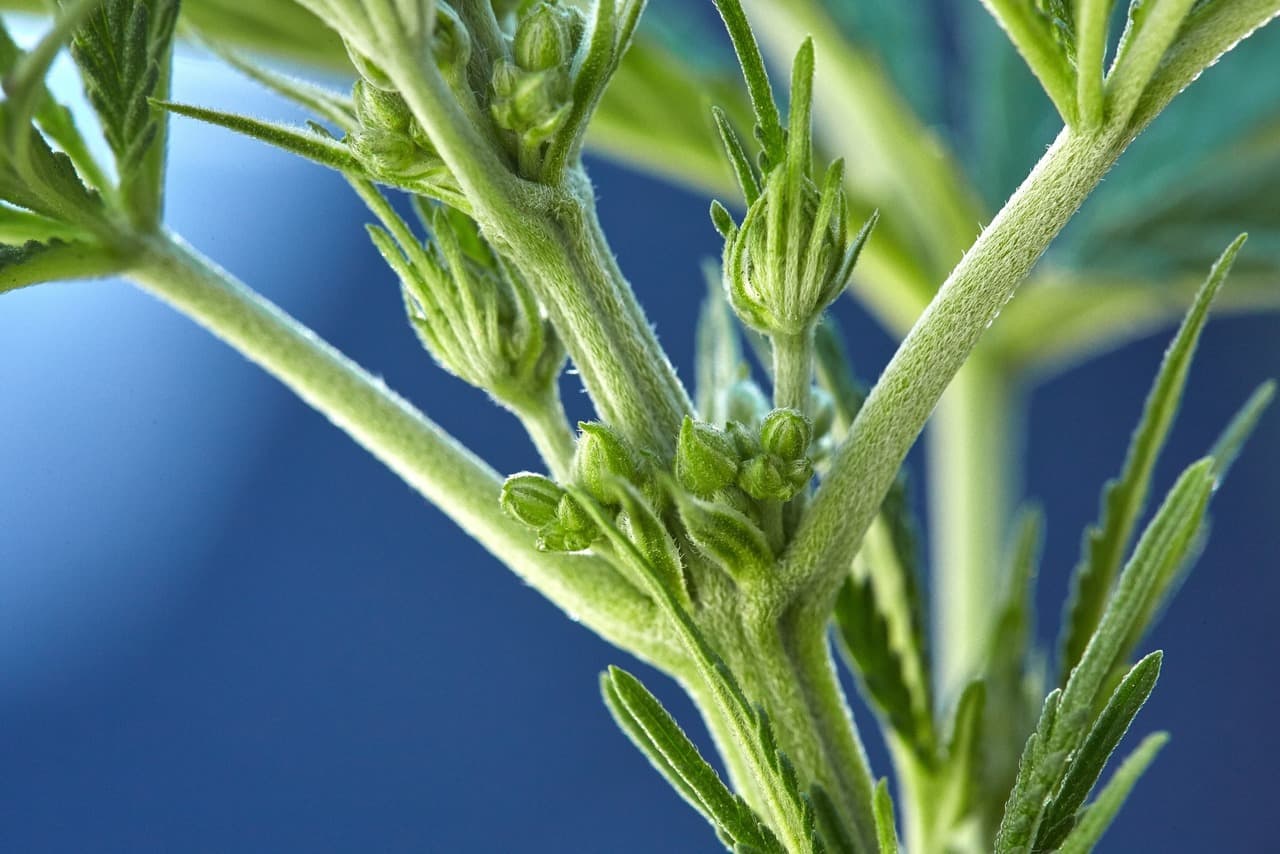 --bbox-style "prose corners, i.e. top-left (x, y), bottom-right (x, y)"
top-left (0, 36), bottom-right (1277, 854)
